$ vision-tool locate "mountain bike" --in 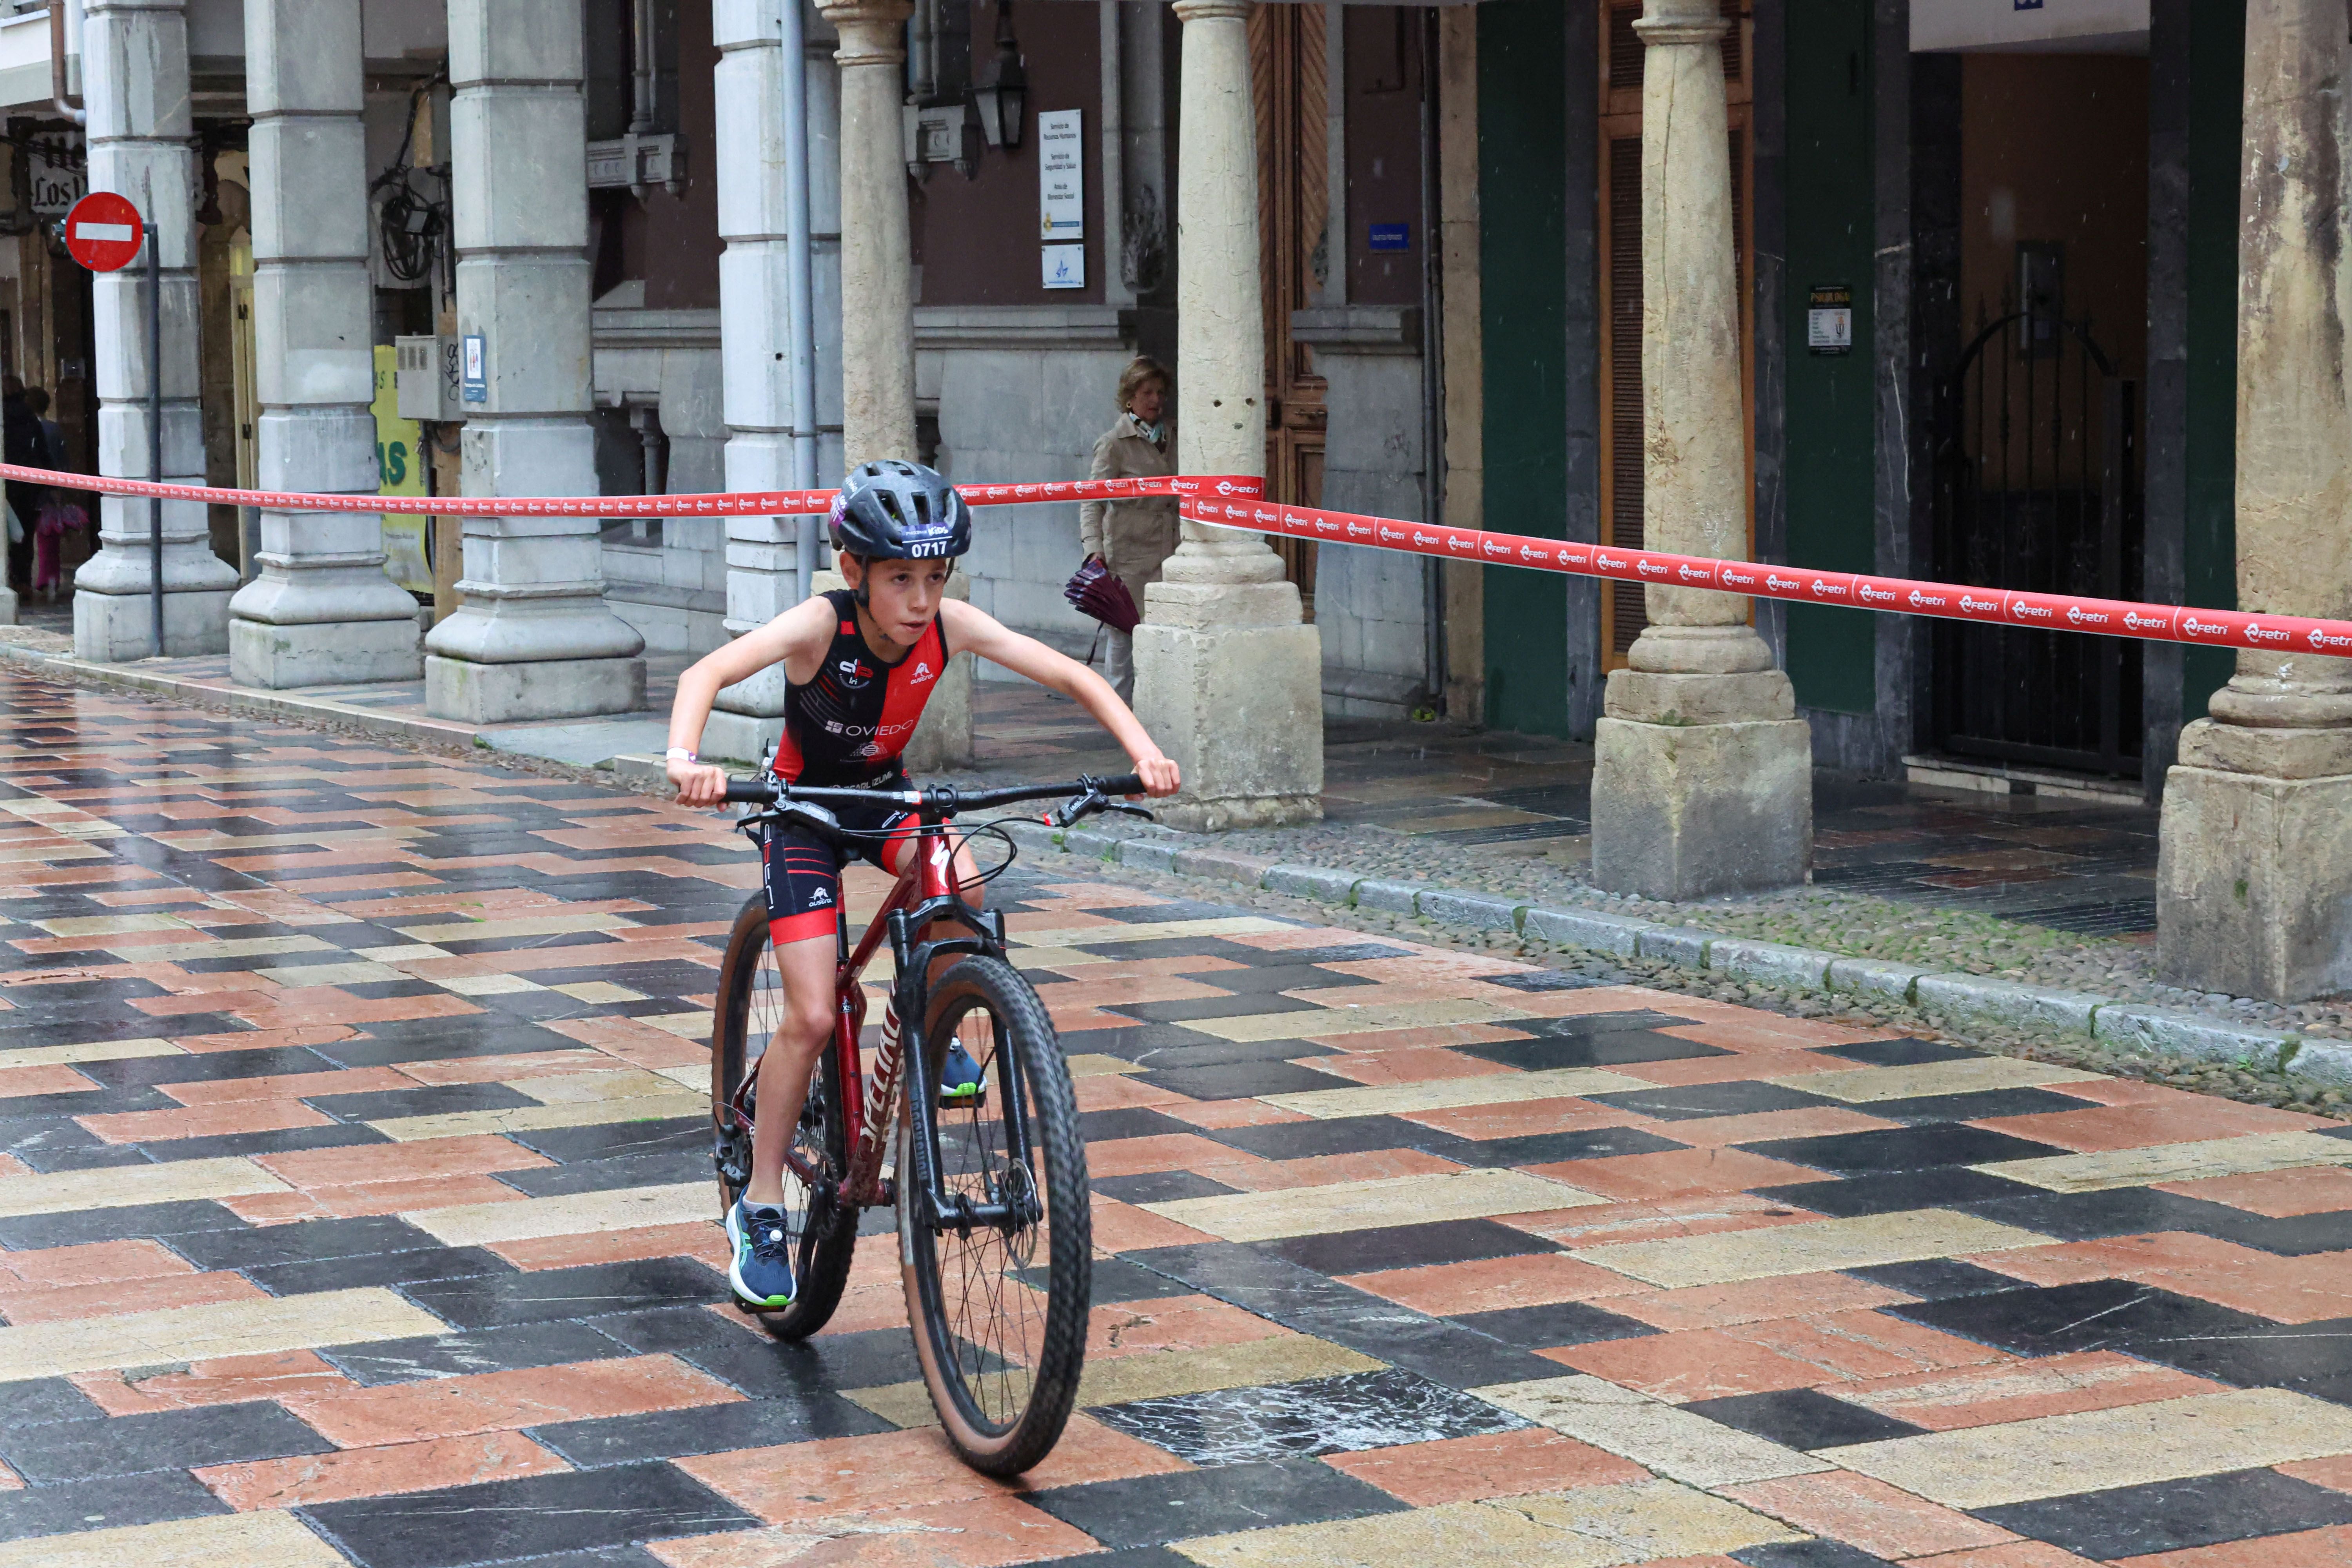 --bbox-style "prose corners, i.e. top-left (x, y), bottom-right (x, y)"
top-left (708, 771), bottom-right (1152, 1475)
